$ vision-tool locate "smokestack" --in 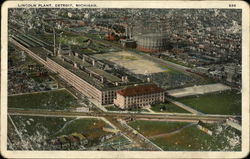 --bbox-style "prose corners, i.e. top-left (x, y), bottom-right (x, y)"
top-left (74, 62), bottom-right (77, 68)
top-left (125, 26), bottom-right (128, 38)
top-left (58, 41), bottom-right (61, 57)
top-left (147, 77), bottom-right (151, 82)
top-left (53, 28), bottom-right (57, 56)
top-left (129, 27), bottom-right (132, 39)
top-left (100, 76), bottom-right (104, 83)
top-left (122, 76), bottom-right (128, 82)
